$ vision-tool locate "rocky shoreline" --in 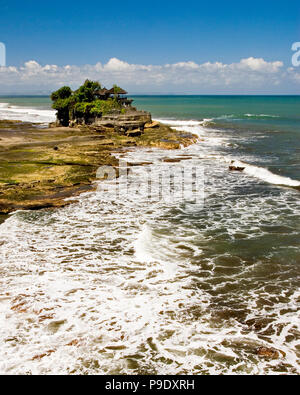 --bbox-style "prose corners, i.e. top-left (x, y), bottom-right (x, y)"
top-left (0, 120), bottom-right (198, 215)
